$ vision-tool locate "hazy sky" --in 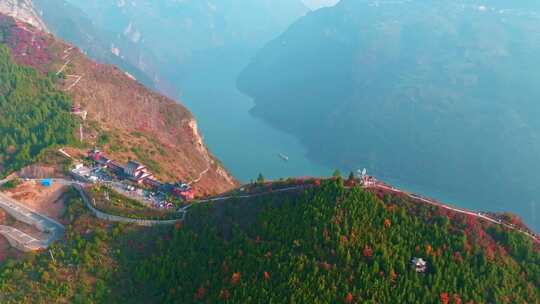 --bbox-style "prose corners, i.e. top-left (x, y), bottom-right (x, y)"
top-left (302, 0), bottom-right (340, 10)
